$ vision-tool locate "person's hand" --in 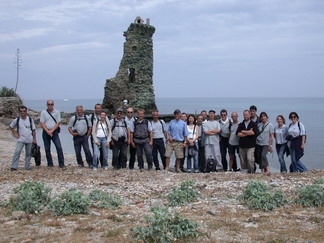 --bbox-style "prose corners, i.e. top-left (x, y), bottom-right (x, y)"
top-left (106, 142), bottom-right (110, 148)
top-left (33, 139), bottom-right (37, 144)
top-left (301, 144), bottom-right (305, 149)
top-left (15, 133), bottom-right (20, 139)
top-left (182, 142), bottom-right (187, 148)
top-left (47, 130), bottom-right (53, 137)
top-left (169, 137), bottom-right (173, 143)
top-left (110, 140), bottom-right (114, 146)
top-left (72, 132), bottom-right (78, 136)
top-left (95, 141), bottom-right (100, 146)
top-left (269, 146), bottom-right (273, 153)
top-left (149, 141), bottom-right (153, 146)
top-left (131, 142), bottom-right (136, 148)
